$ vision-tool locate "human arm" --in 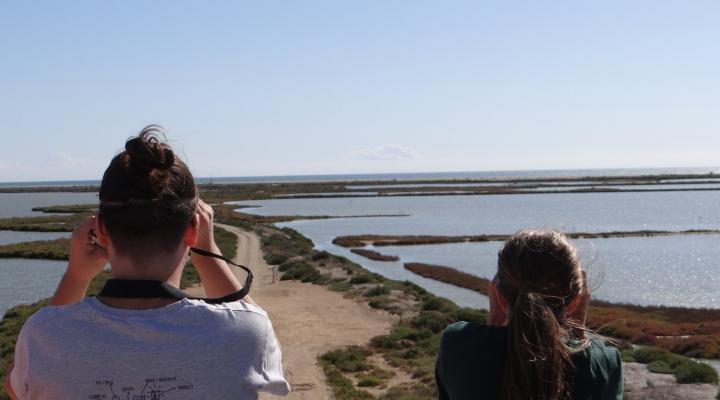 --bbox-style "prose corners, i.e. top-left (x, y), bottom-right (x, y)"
top-left (4, 361), bottom-right (19, 400)
top-left (567, 270), bottom-right (590, 338)
top-left (190, 200), bottom-right (253, 302)
top-left (51, 216), bottom-right (108, 306)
